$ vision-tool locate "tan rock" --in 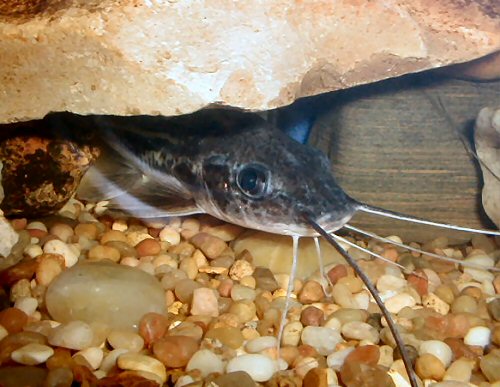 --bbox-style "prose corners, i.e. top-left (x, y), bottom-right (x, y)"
top-left (1, 0), bottom-right (499, 123)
